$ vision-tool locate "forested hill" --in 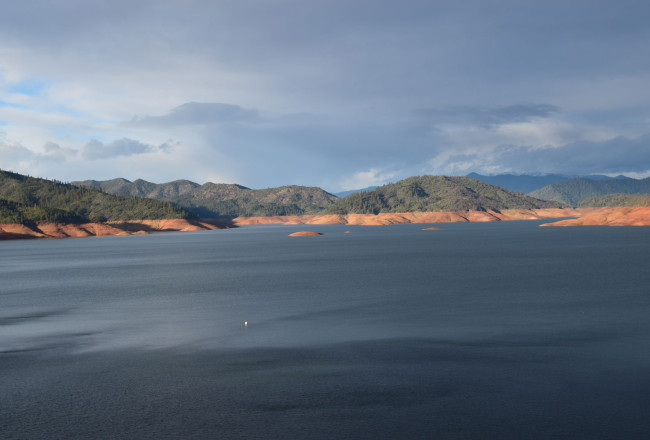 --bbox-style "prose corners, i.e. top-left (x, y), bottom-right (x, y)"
top-left (328, 175), bottom-right (565, 214)
top-left (72, 178), bottom-right (339, 217)
top-left (0, 198), bottom-right (85, 224)
top-left (528, 177), bottom-right (650, 206)
top-left (0, 170), bottom-right (193, 223)
top-left (579, 193), bottom-right (650, 207)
